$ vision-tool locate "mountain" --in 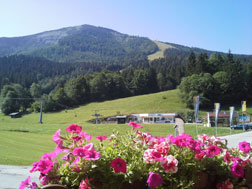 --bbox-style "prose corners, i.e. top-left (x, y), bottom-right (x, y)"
top-left (0, 25), bottom-right (158, 63)
top-left (1, 24), bottom-right (251, 63)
